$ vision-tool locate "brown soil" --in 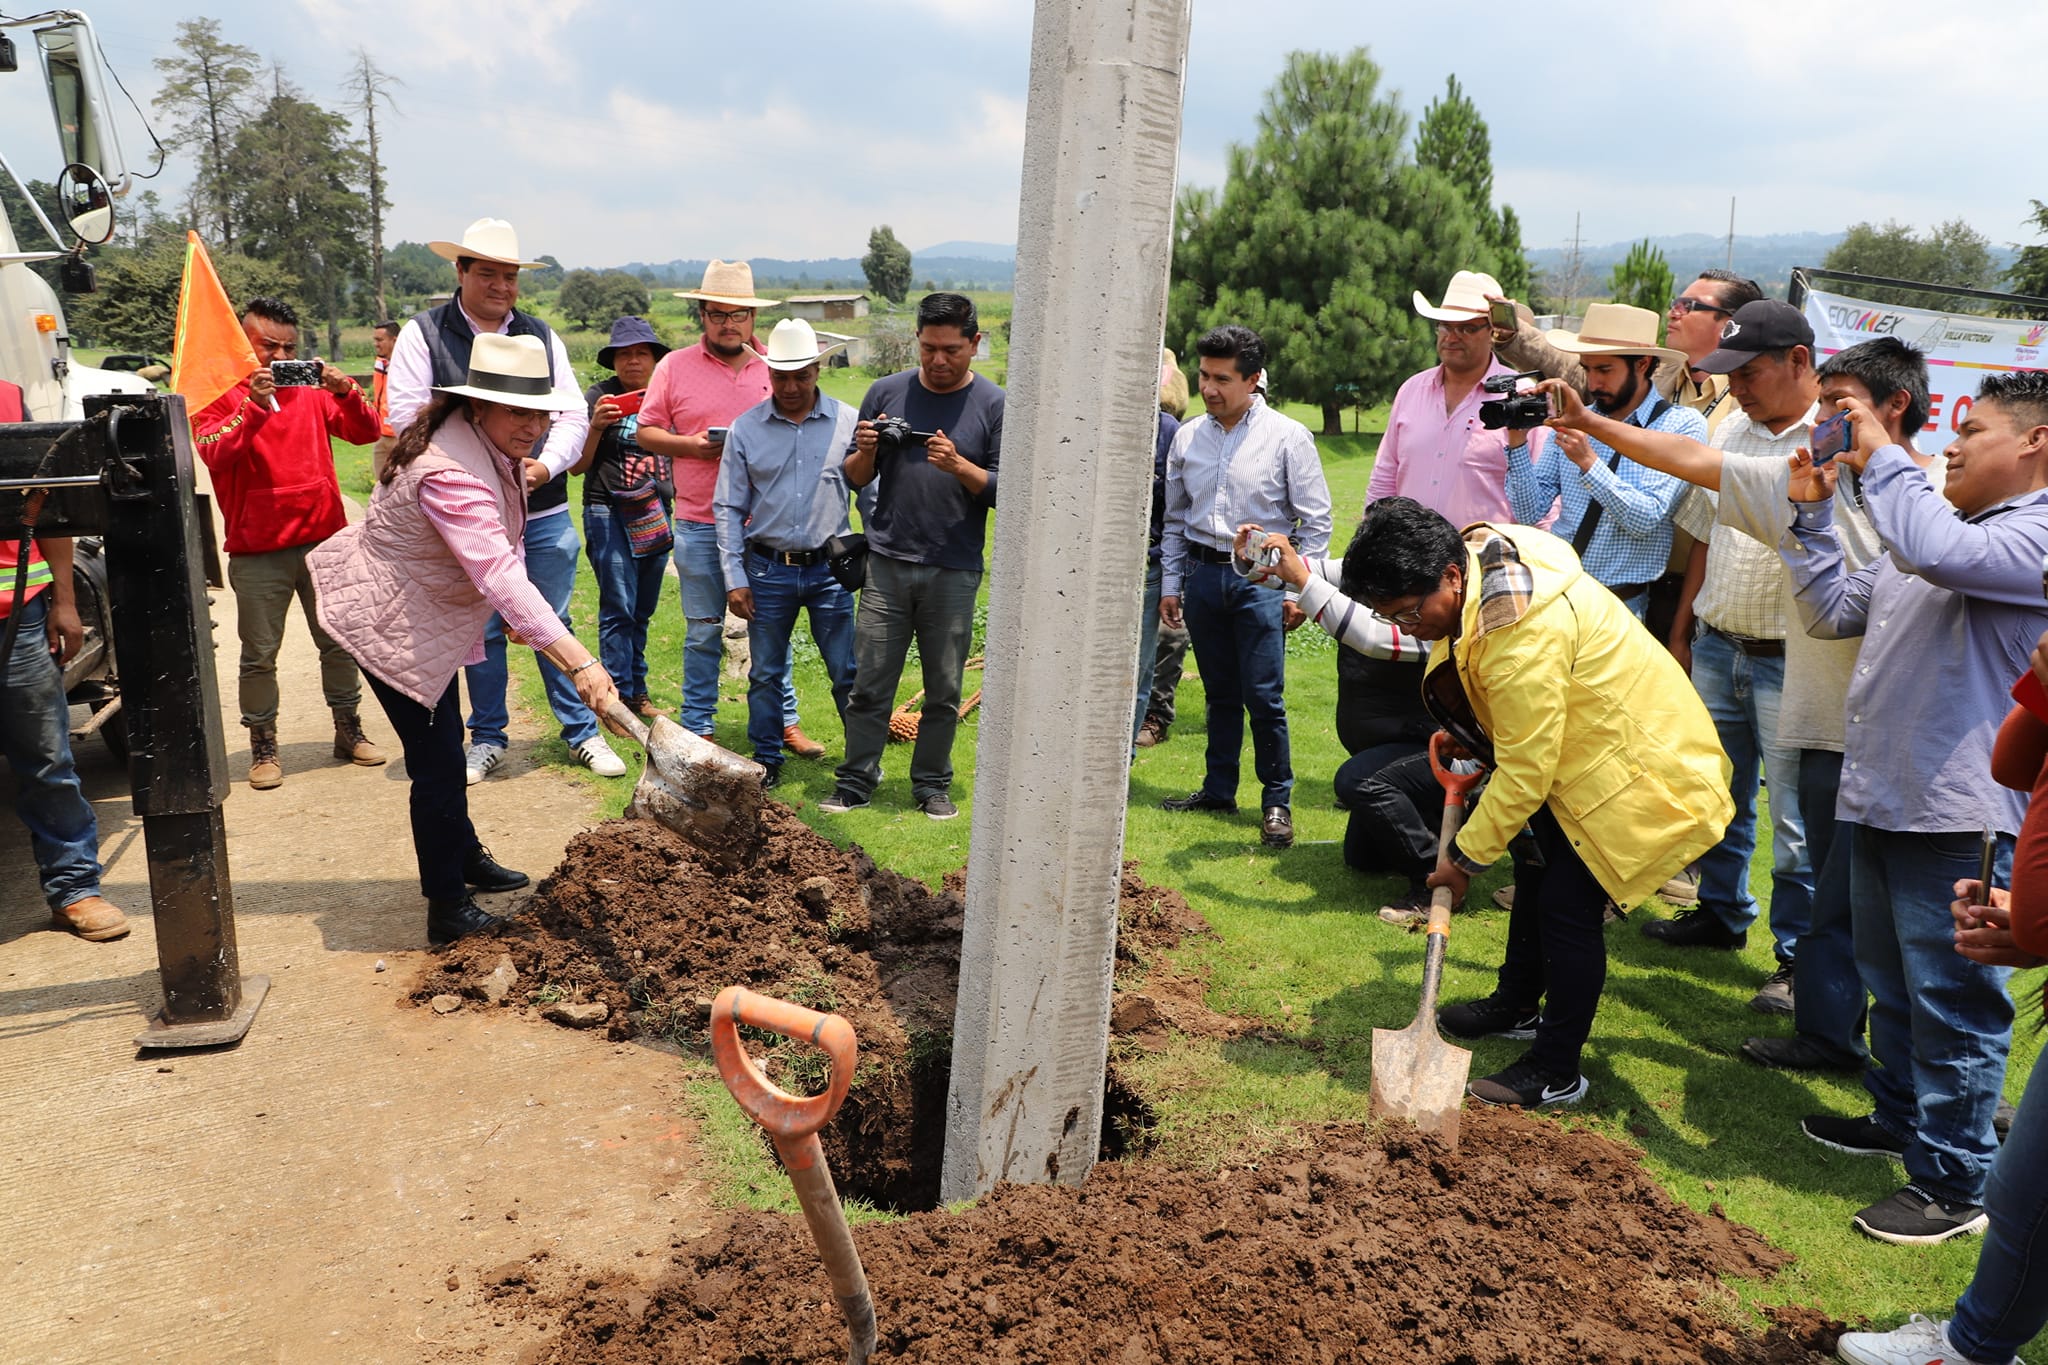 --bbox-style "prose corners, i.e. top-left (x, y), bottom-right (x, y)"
top-left (505, 1109), bottom-right (1839, 1364)
top-left (413, 809), bottom-right (1240, 1208)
